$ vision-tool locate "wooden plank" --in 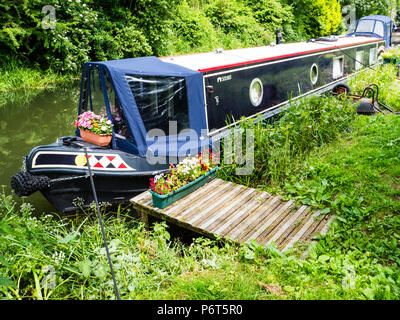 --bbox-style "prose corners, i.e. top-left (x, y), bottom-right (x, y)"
top-left (236, 196), bottom-right (283, 239)
top-left (171, 181), bottom-right (235, 220)
top-left (225, 194), bottom-right (279, 240)
top-left (269, 206), bottom-right (314, 248)
top-left (131, 177), bottom-right (331, 252)
top-left (188, 184), bottom-right (259, 228)
top-left (214, 192), bottom-right (271, 239)
top-left (199, 188), bottom-right (260, 232)
top-left (164, 178), bottom-right (224, 217)
top-left (184, 183), bottom-right (250, 226)
top-left (299, 214), bottom-right (333, 243)
top-left (280, 210), bottom-right (322, 251)
top-left (131, 190), bottom-right (151, 203)
top-left (218, 191), bottom-right (271, 237)
top-left (261, 205), bottom-right (309, 245)
top-left (241, 199), bottom-right (293, 243)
